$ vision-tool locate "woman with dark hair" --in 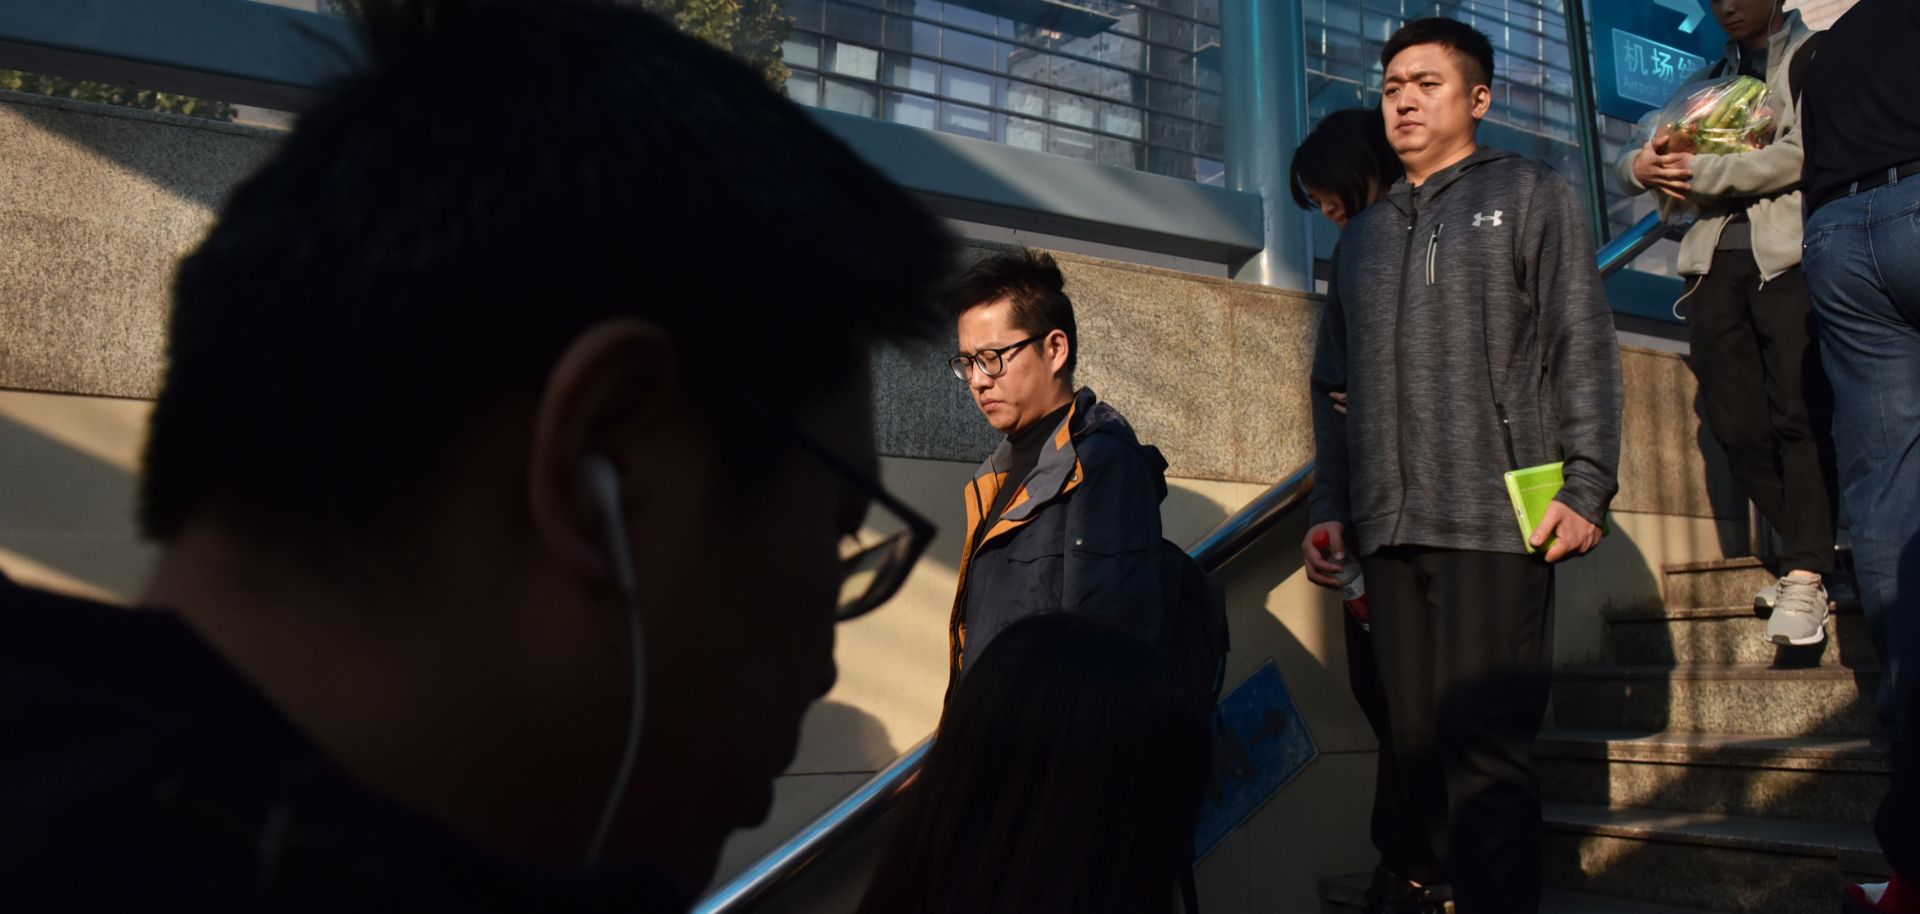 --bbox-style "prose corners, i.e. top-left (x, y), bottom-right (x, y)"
top-left (1291, 109), bottom-right (1448, 914)
top-left (1289, 107), bottom-right (1404, 230)
top-left (858, 613), bottom-right (1210, 914)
